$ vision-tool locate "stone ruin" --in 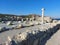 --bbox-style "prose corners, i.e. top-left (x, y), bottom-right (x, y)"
top-left (2, 24), bottom-right (60, 45)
